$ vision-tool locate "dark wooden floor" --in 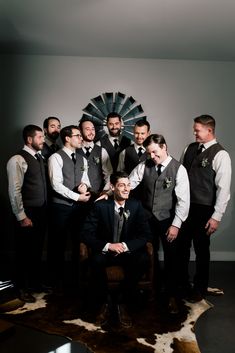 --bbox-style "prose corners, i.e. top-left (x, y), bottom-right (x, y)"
top-left (0, 261), bottom-right (235, 353)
